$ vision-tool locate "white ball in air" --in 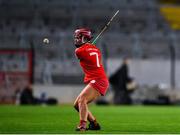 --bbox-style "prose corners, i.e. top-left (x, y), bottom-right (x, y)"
top-left (43, 38), bottom-right (49, 44)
